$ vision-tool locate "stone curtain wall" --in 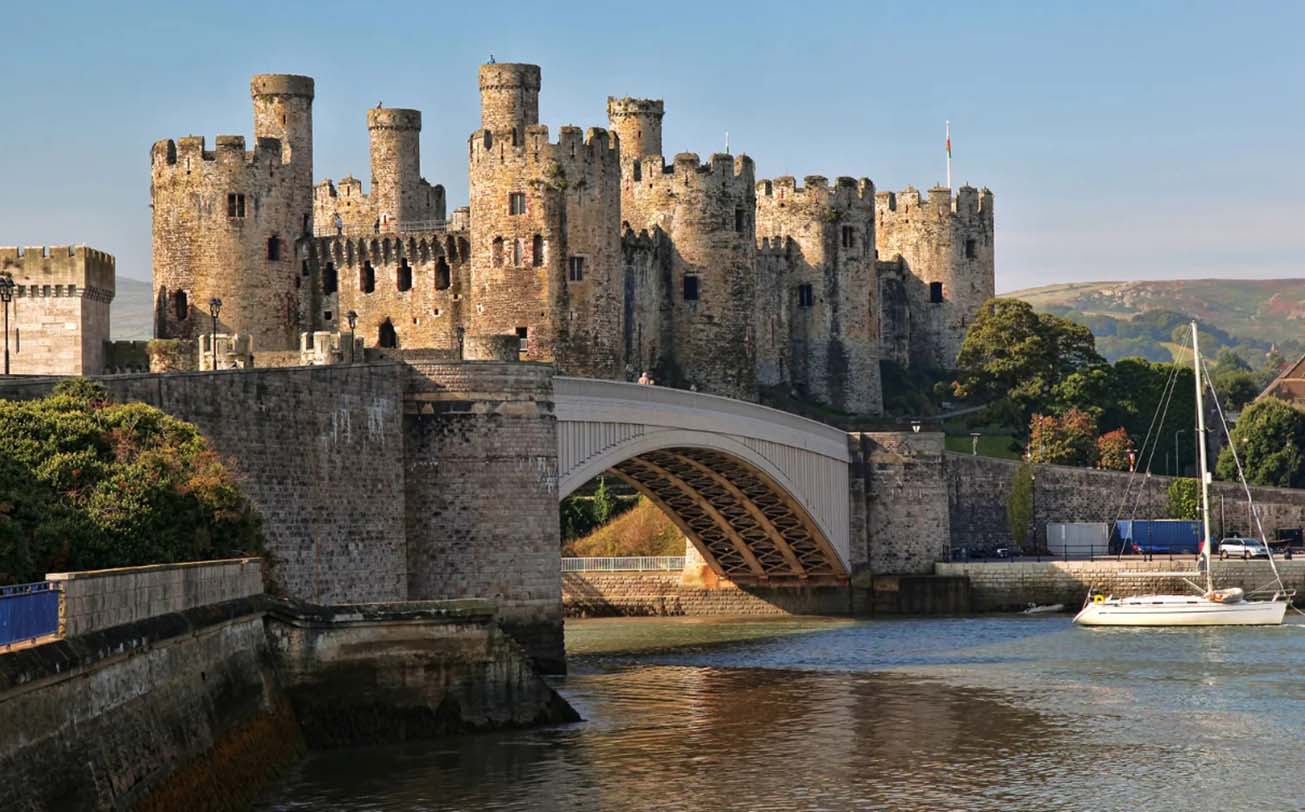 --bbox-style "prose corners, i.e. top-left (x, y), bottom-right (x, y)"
top-left (562, 571), bottom-right (849, 617)
top-left (403, 361), bottom-right (565, 671)
top-left (848, 432), bottom-right (951, 575)
top-left (947, 452), bottom-right (1305, 551)
top-left (49, 558), bottom-right (263, 636)
top-left (0, 365), bottom-right (411, 604)
top-left (938, 560), bottom-right (1305, 610)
